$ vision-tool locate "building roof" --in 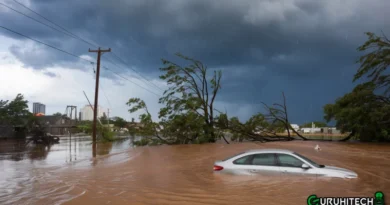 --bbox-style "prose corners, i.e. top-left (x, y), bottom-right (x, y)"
top-left (36, 115), bottom-right (70, 124)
